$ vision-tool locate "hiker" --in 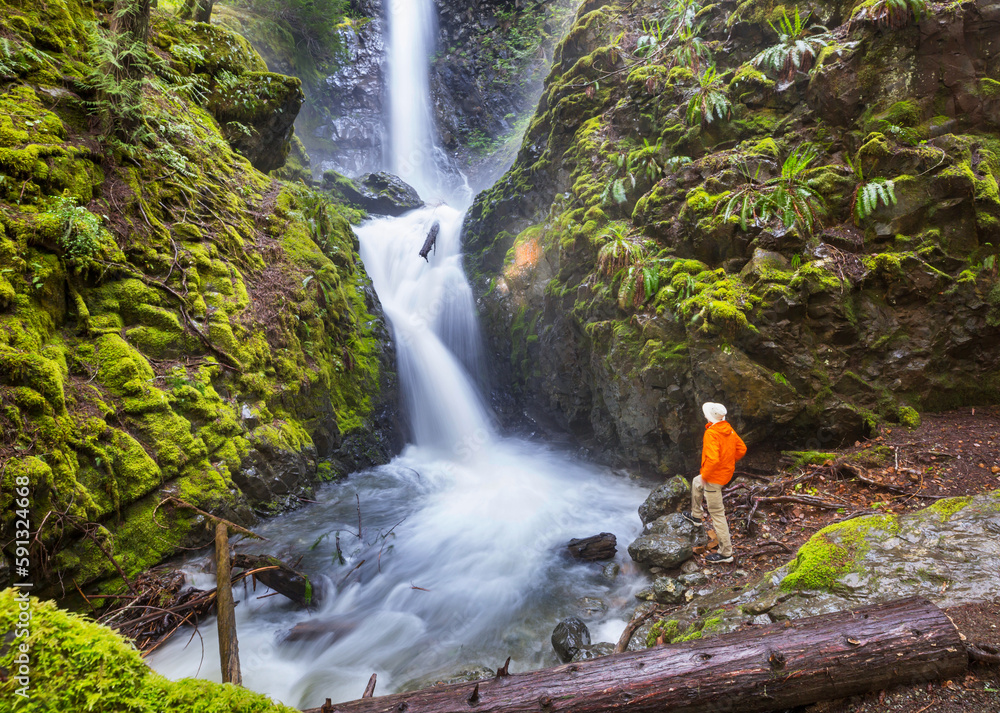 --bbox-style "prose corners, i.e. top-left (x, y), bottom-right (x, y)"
top-left (684, 402), bottom-right (746, 564)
